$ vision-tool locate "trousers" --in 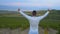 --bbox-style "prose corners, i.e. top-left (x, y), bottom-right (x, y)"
top-left (29, 30), bottom-right (38, 34)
